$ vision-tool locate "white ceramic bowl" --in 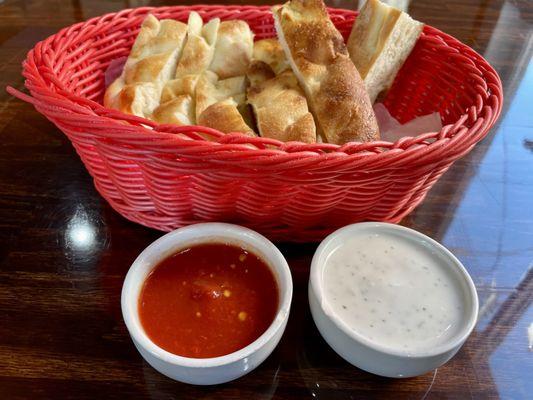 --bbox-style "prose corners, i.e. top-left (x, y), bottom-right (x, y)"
top-left (121, 223), bottom-right (293, 385)
top-left (309, 222), bottom-right (478, 378)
